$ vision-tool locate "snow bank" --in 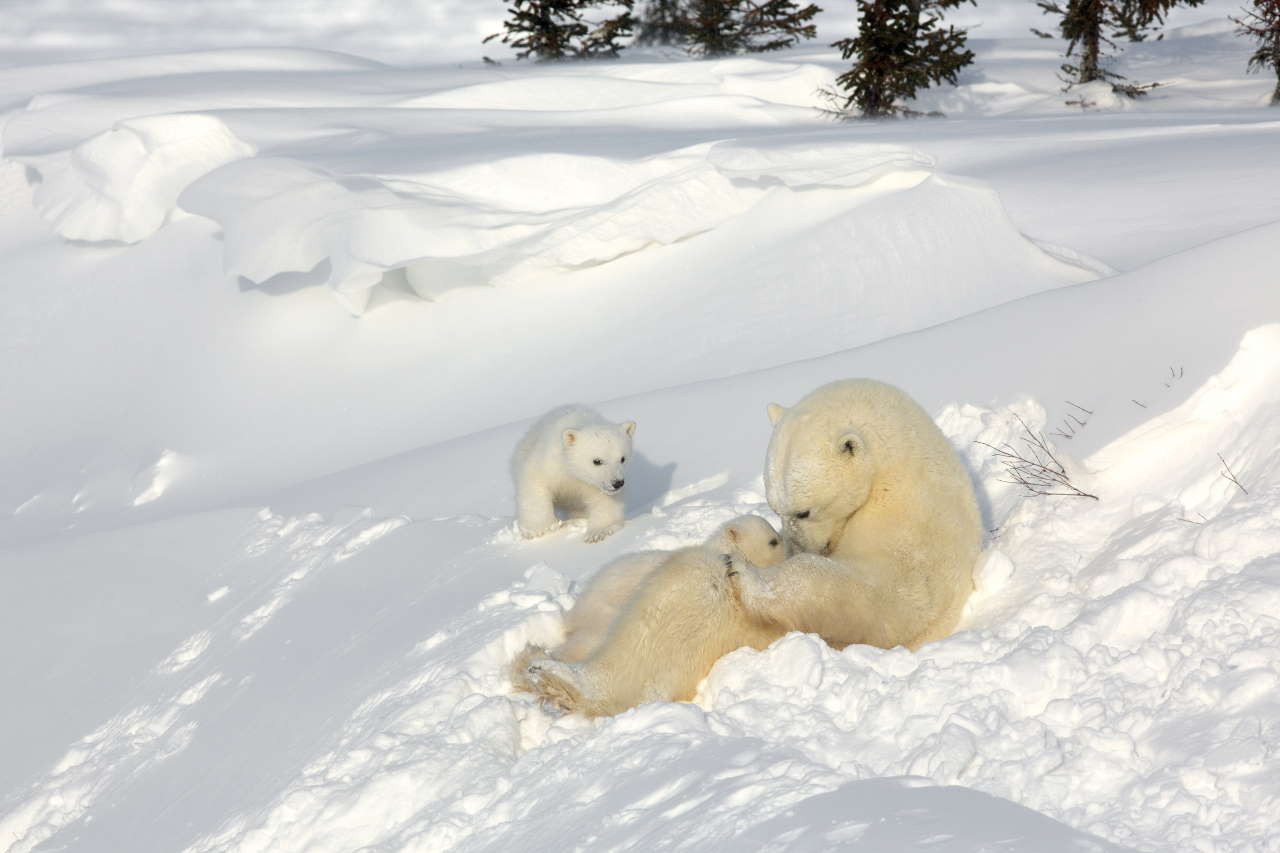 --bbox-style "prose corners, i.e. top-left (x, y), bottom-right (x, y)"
top-left (702, 325), bottom-right (1280, 851)
top-left (180, 140), bottom-right (939, 313)
top-left (99, 325), bottom-right (1269, 853)
top-left (178, 135), bottom-right (1095, 316)
top-left (0, 49), bottom-right (1095, 315)
top-left (10, 113), bottom-right (254, 243)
